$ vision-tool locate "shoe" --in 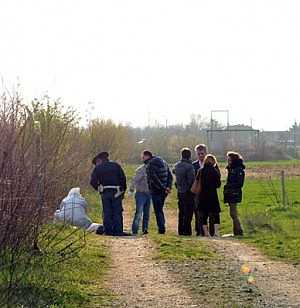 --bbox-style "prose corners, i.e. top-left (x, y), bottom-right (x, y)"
top-left (96, 225), bottom-right (105, 235)
top-left (143, 230), bottom-right (148, 235)
top-left (121, 231), bottom-right (132, 236)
